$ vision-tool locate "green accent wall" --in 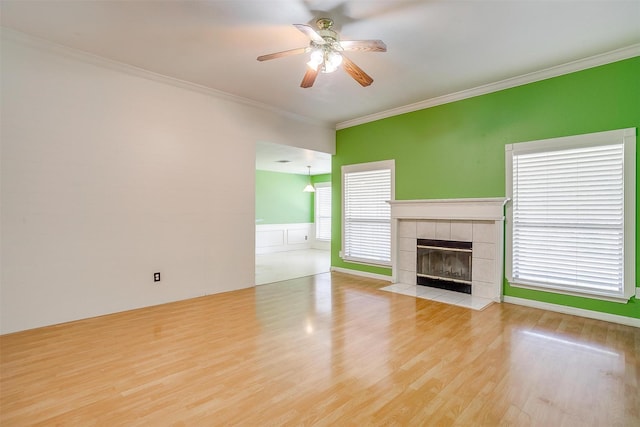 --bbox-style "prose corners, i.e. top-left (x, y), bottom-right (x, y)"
top-left (311, 173), bottom-right (331, 185)
top-left (255, 170), bottom-right (313, 224)
top-left (333, 57), bottom-right (640, 319)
